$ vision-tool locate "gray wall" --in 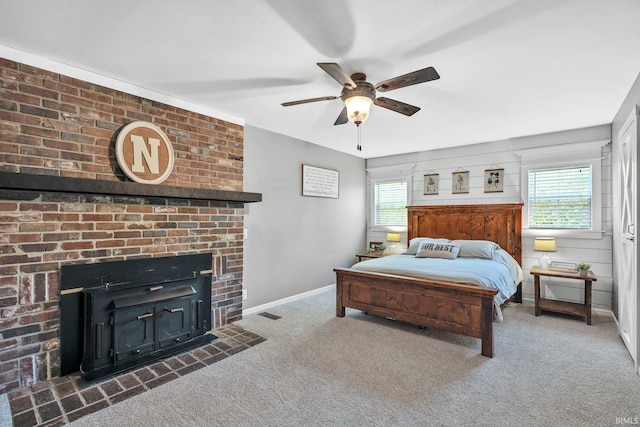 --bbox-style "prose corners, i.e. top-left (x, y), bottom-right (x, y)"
top-left (243, 125), bottom-right (366, 310)
top-left (611, 72), bottom-right (640, 317)
top-left (613, 73), bottom-right (640, 136)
